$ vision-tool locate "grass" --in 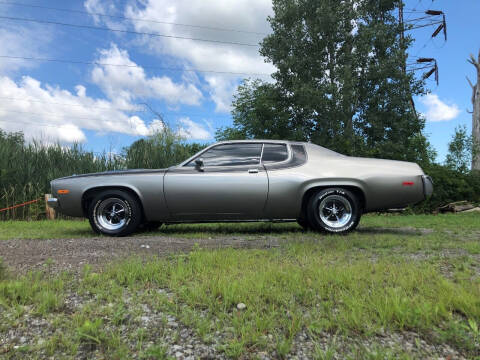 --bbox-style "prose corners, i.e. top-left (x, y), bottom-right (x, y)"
top-left (0, 212), bottom-right (479, 240)
top-left (0, 213), bottom-right (479, 358)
